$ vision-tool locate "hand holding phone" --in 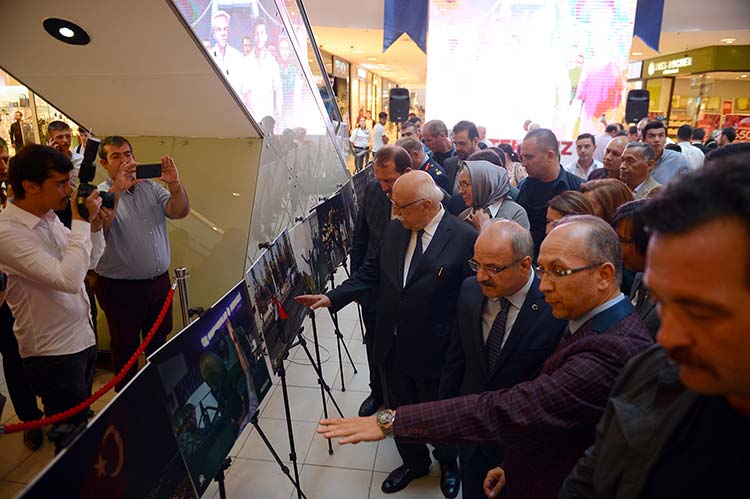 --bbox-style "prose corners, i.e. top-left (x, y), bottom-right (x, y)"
top-left (136, 163), bottom-right (162, 179)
